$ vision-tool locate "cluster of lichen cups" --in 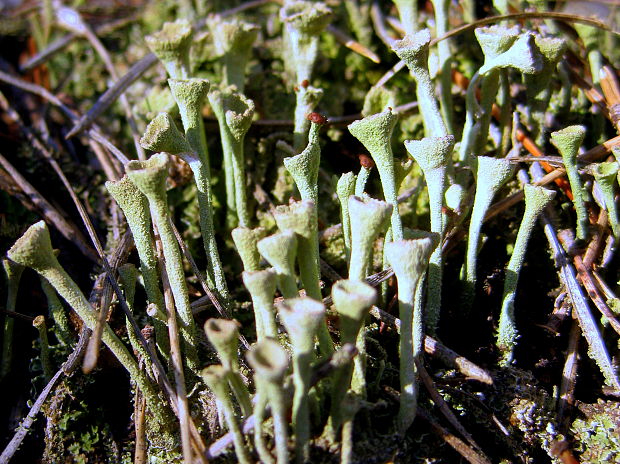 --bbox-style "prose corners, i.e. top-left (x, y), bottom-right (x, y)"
top-left (8, 5), bottom-right (620, 463)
